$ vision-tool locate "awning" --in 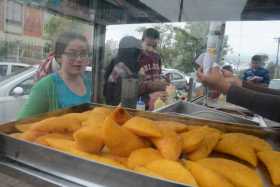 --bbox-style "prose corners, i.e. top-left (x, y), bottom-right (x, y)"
top-left (139, 0), bottom-right (280, 22)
